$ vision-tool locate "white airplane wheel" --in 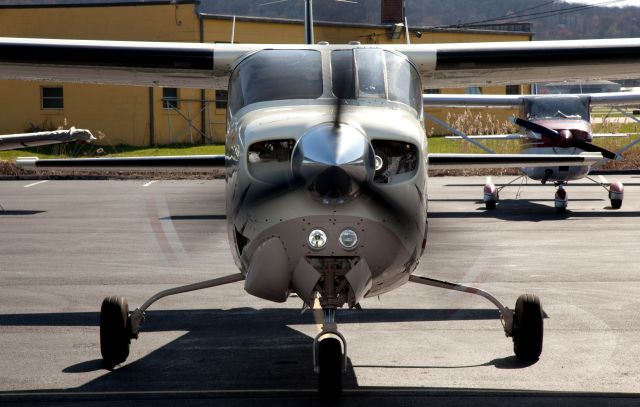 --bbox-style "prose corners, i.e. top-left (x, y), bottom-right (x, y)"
top-left (512, 294), bottom-right (543, 362)
top-left (100, 296), bottom-right (131, 369)
top-left (318, 337), bottom-right (342, 399)
top-left (611, 199), bottom-right (622, 209)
